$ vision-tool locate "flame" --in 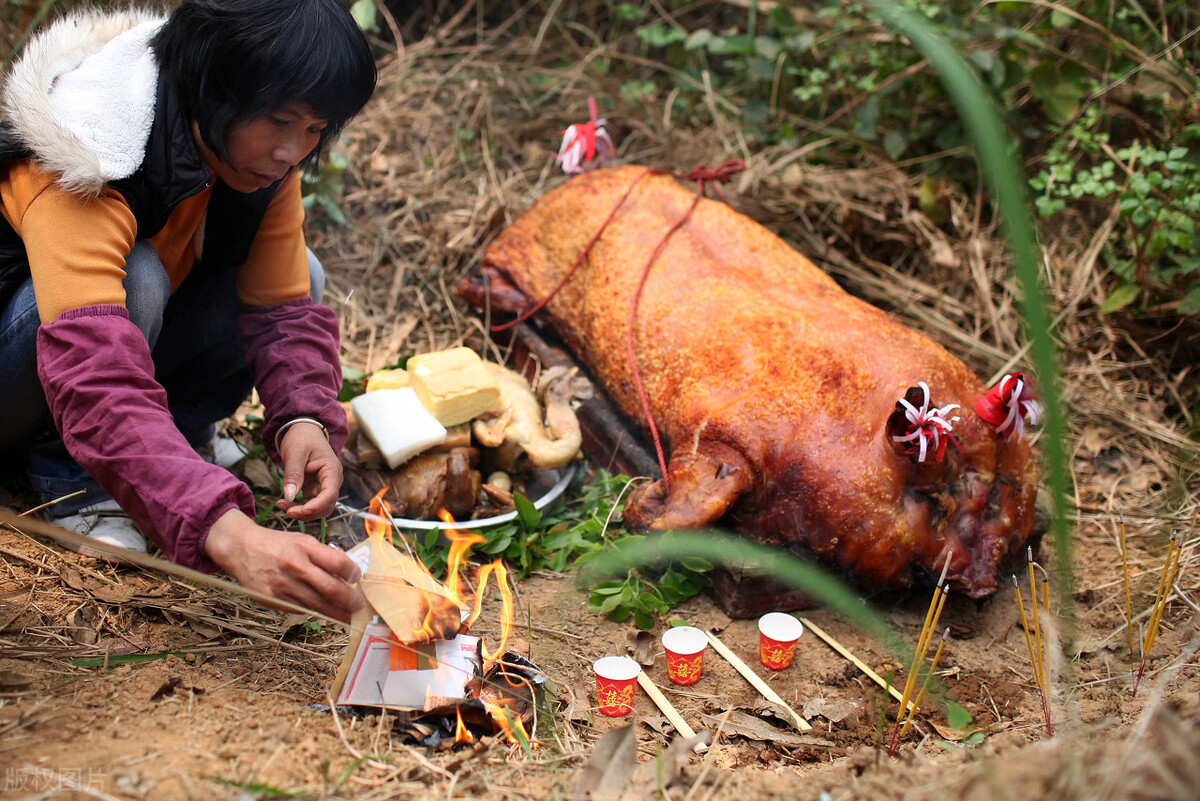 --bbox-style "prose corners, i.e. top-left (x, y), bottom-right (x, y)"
top-left (468, 560), bottom-right (513, 661)
top-left (365, 487), bottom-right (392, 541)
top-left (442, 521), bottom-right (485, 605)
top-left (454, 707), bottom-right (474, 744)
top-left (483, 696), bottom-right (530, 746)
